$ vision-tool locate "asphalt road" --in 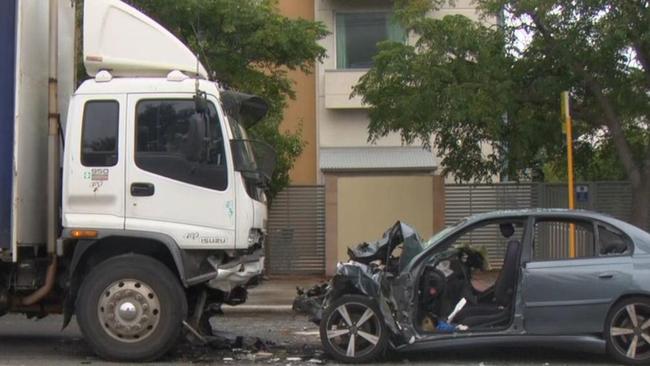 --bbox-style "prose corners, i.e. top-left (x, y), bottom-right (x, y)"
top-left (0, 313), bottom-right (622, 365)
